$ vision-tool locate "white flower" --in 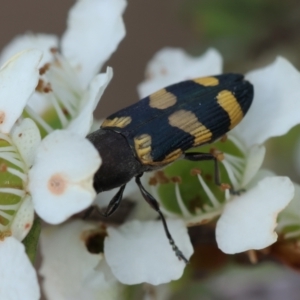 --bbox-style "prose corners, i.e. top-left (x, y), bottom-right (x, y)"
top-left (105, 219), bottom-right (194, 285)
top-left (0, 49), bottom-right (101, 234)
top-left (40, 220), bottom-right (193, 288)
top-left (0, 237), bottom-right (40, 300)
top-left (138, 48), bottom-right (222, 98)
top-left (40, 220), bottom-right (122, 300)
top-left (93, 177), bottom-right (194, 285)
top-left (0, 49), bottom-right (101, 232)
top-left (0, 0), bottom-right (127, 297)
top-left (0, 0), bottom-right (128, 229)
top-left (0, 0), bottom-right (126, 137)
top-left (0, 49), bottom-right (41, 300)
top-left (94, 181), bottom-right (195, 284)
top-left (0, 49), bottom-right (40, 240)
top-left (28, 129), bottom-right (101, 224)
top-left (138, 47), bottom-right (298, 254)
top-left (39, 218), bottom-right (193, 290)
top-left (216, 177), bottom-right (294, 253)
